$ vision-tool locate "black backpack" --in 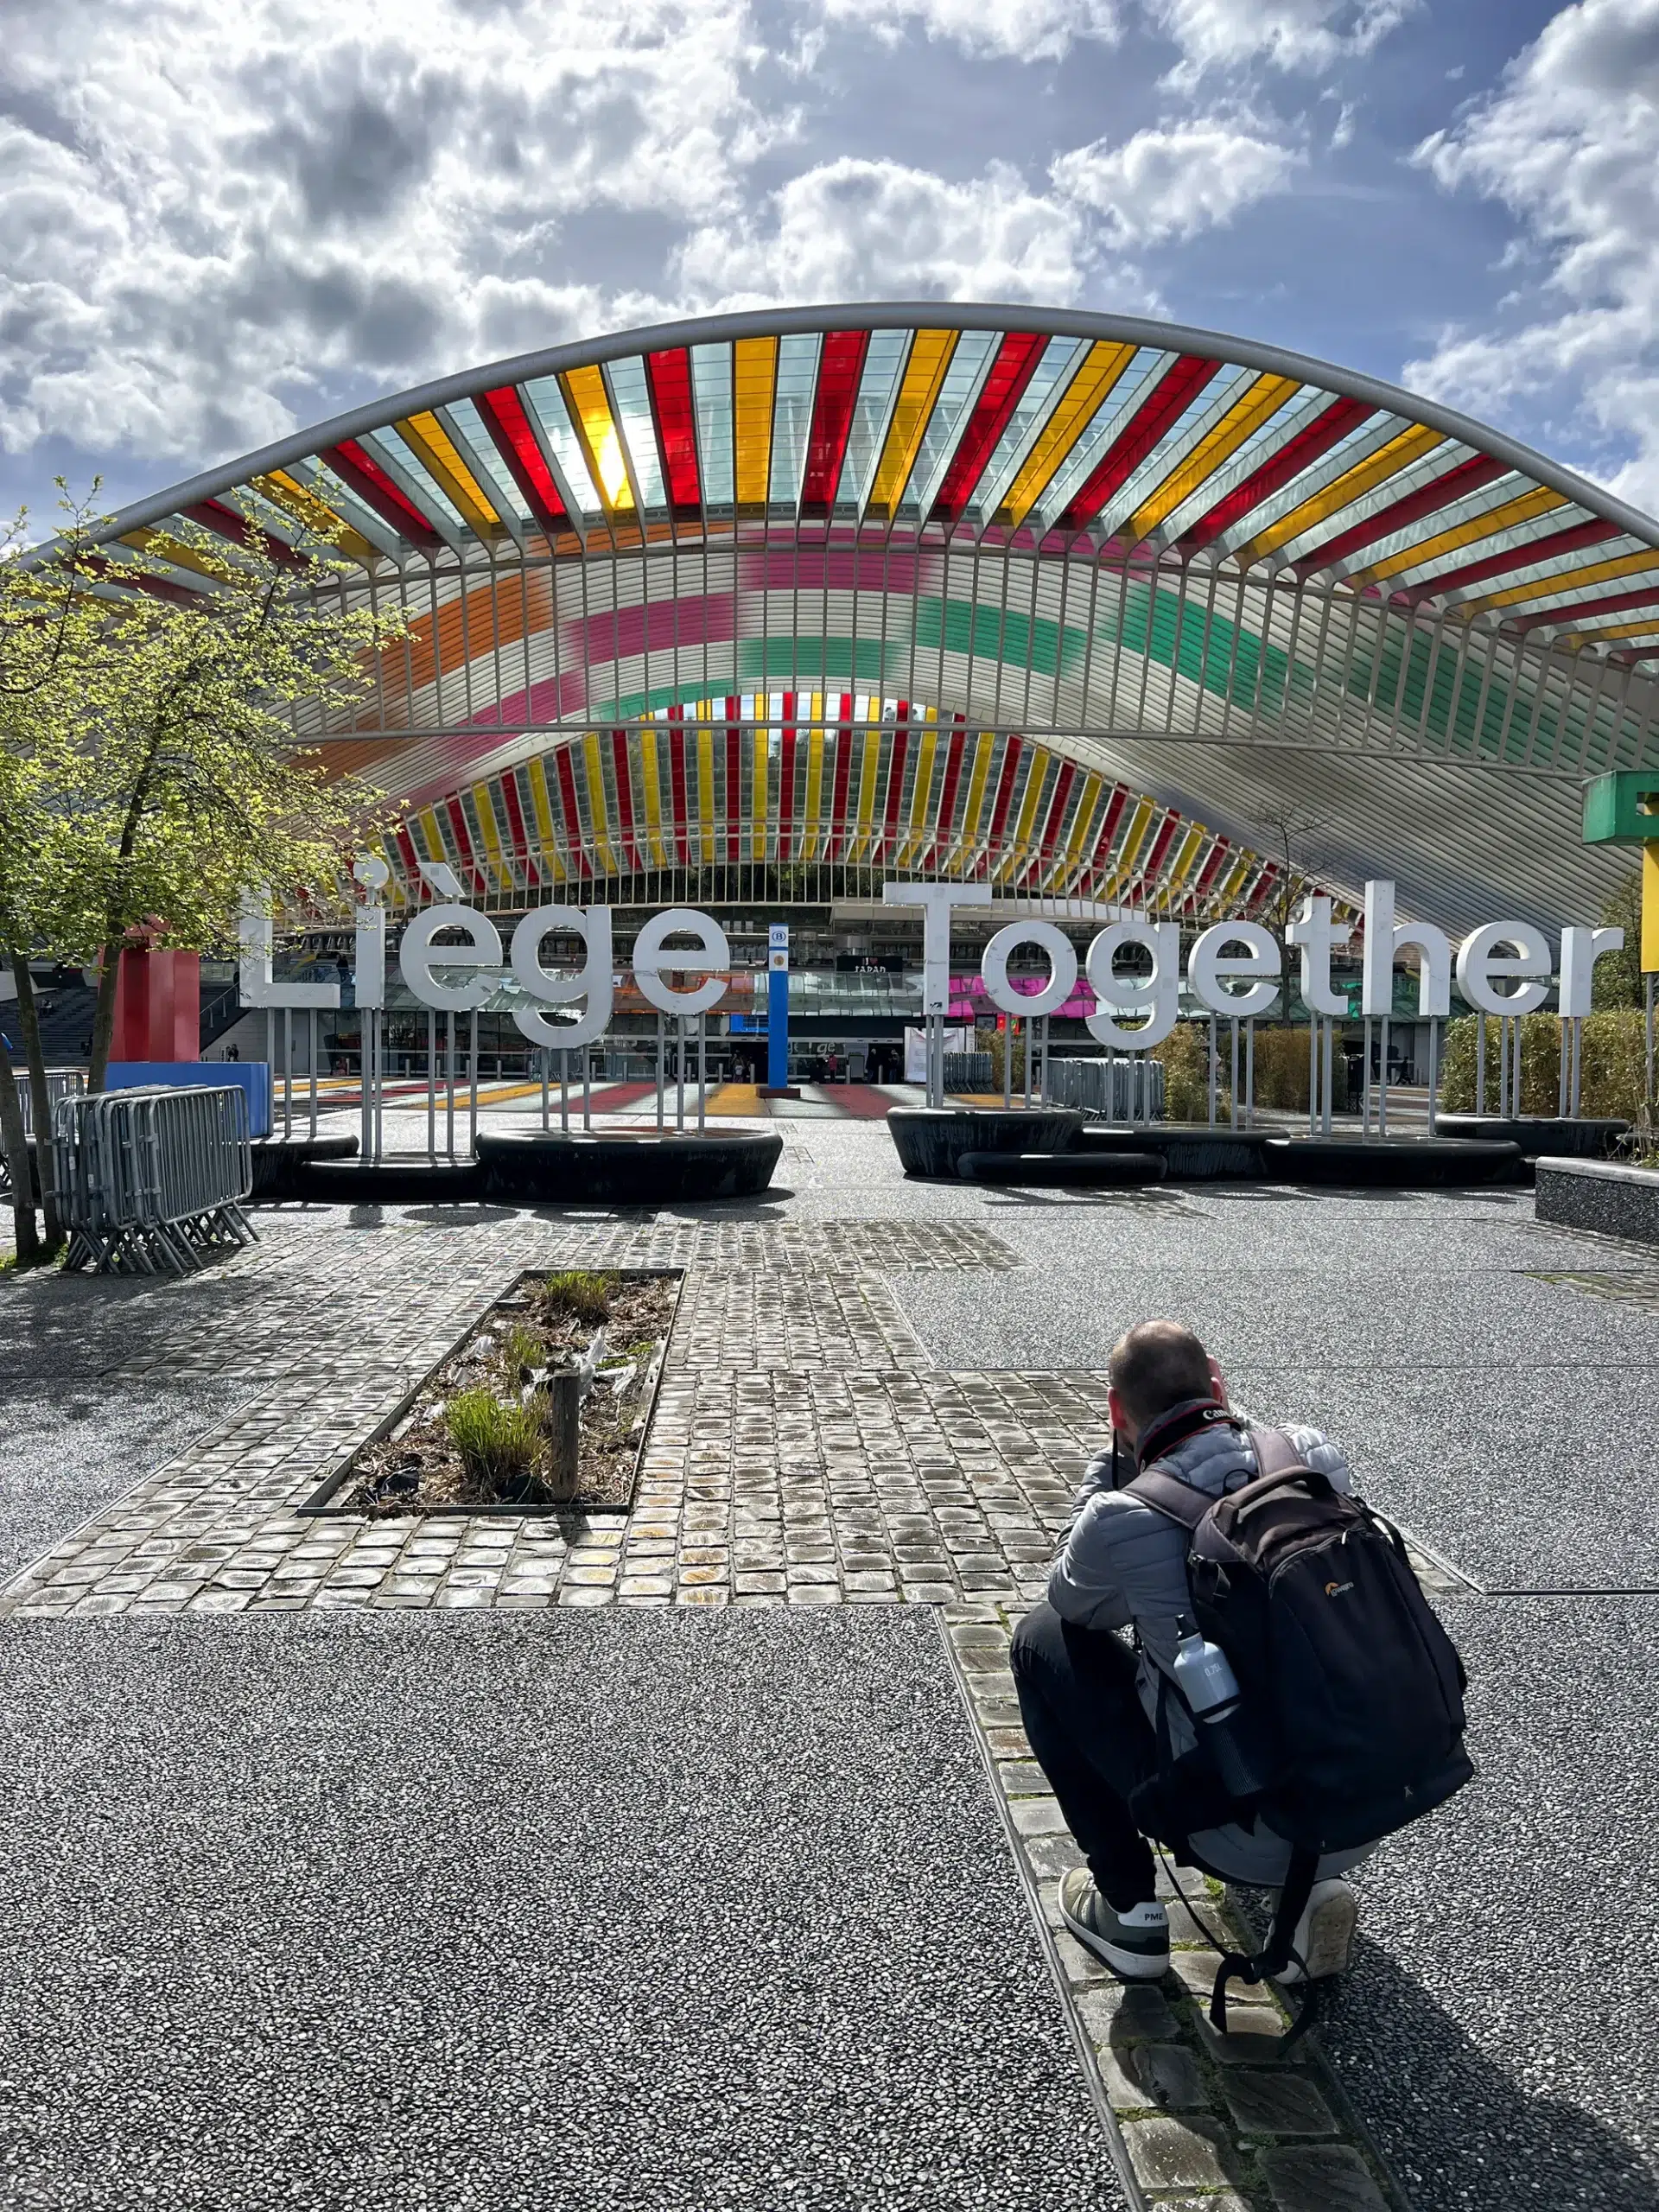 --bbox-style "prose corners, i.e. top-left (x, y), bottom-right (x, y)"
top-left (1128, 1418), bottom-right (1472, 2036)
